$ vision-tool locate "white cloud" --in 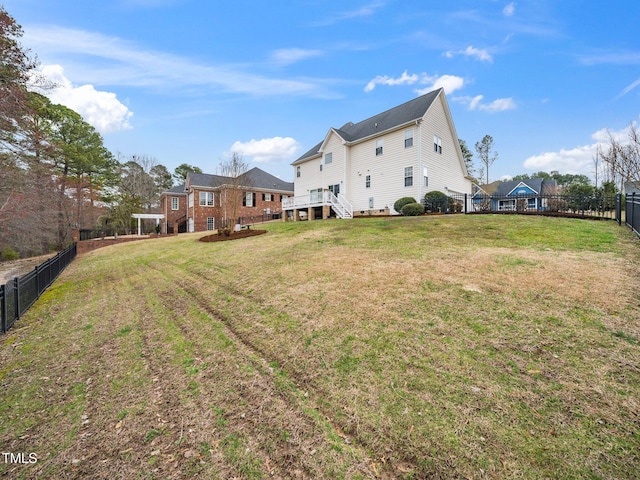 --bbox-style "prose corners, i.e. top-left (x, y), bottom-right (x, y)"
top-left (365, 70), bottom-right (419, 92)
top-left (365, 71), bottom-right (465, 95)
top-left (229, 137), bottom-right (301, 163)
top-left (523, 145), bottom-right (597, 175)
top-left (522, 126), bottom-right (629, 176)
top-left (271, 48), bottom-right (324, 66)
top-left (616, 78), bottom-right (640, 99)
top-left (415, 75), bottom-right (465, 95)
top-left (312, 1), bottom-right (386, 26)
top-left (38, 65), bottom-right (133, 134)
top-left (503, 2), bottom-right (516, 17)
top-left (24, 26), bottom-right (331, 98)
top-left (480, 97), bottom-right (517, 112)
top-left (454, 94), bottom-right (516, 112)
top-left (444, 45), bottom-right (493, 63)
